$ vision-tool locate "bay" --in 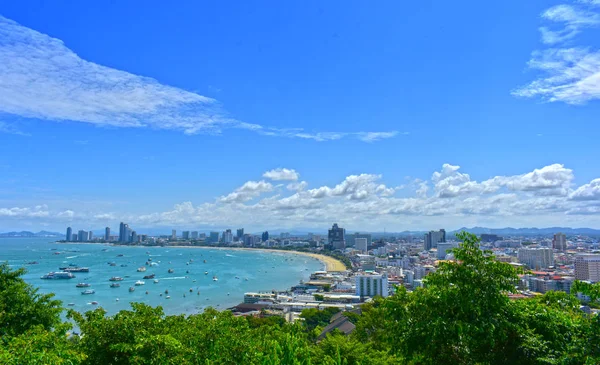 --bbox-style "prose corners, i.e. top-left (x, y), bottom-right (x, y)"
top-left (0, 237), bottom-right (323, 316)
